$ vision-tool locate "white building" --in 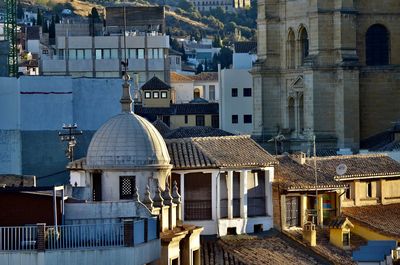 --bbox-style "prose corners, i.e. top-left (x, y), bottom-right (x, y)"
top-left (219, 42), bottom-right (257, 134)
top-left (171, 71), bottom-right (219, 103)
top-left (167, 135), bottom-right (277, 236)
